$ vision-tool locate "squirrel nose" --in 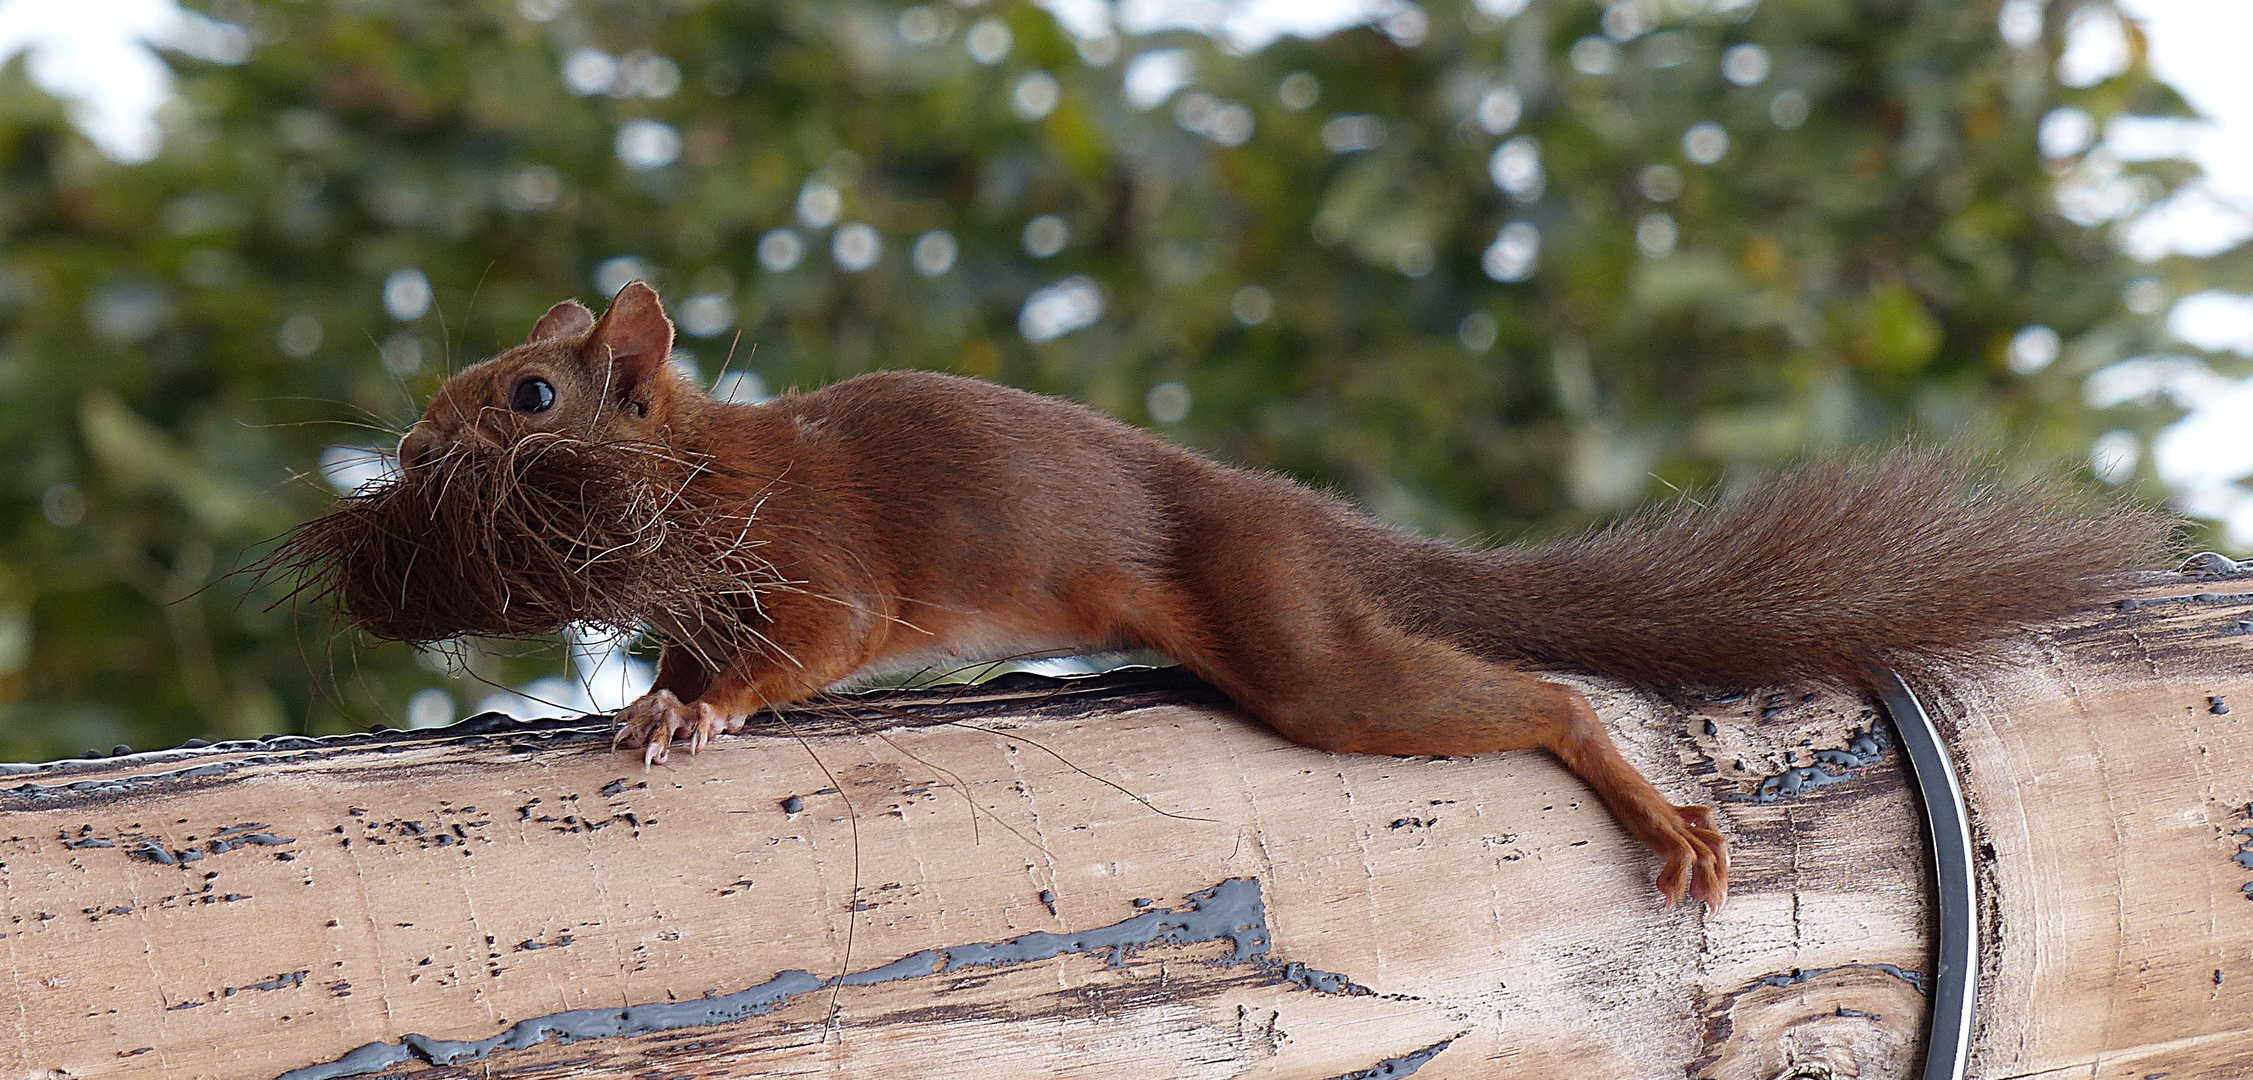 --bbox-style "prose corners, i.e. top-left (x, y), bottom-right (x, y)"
top-left (398, 427), bottom-right (436, 475)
